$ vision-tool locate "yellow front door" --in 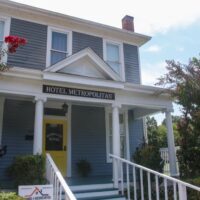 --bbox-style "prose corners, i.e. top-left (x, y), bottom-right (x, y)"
top-left (43, 119), bottom-right (67, 176)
